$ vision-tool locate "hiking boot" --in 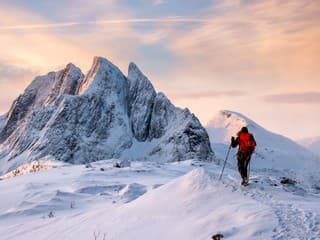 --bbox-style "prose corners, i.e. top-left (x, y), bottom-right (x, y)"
top-left (241, 179), bottom-right (245, 185)
top-left (243, 177), bottom-right (249, 185)
top-left (241, 177), bottom-right (249, 186)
